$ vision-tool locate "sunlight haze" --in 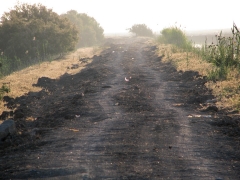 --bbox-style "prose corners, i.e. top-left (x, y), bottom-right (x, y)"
top-left (0, 0), bottom-right (239, 34)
